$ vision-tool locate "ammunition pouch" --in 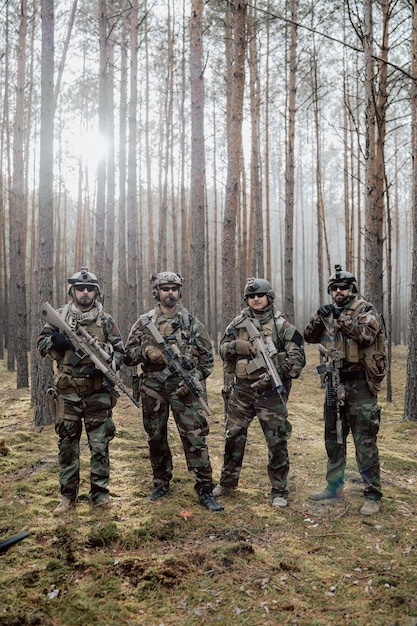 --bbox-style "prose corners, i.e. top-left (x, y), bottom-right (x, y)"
top-left (363, 351), bottom-right (387, 396)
